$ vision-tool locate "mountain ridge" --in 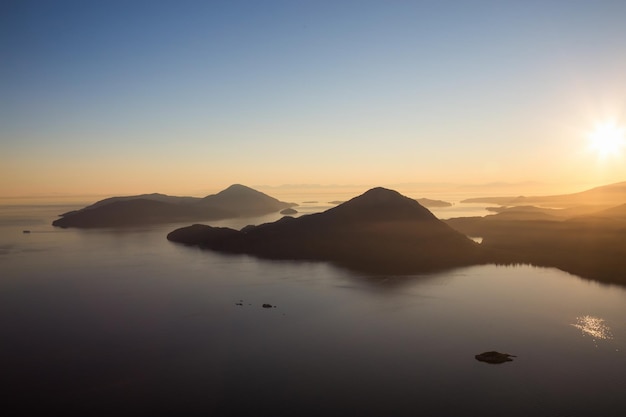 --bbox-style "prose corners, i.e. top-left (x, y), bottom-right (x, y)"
top-left (461, 180), bottom-right (626, 208)
top-left (52, 184), bottom-right (296, 228)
